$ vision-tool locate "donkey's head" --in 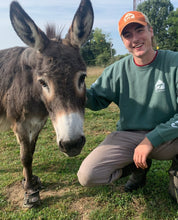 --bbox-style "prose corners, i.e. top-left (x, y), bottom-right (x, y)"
top-left (10, 0), bottom-right (94, 157)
